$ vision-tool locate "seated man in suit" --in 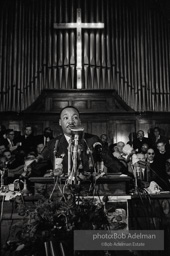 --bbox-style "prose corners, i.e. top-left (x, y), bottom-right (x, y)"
top-left (30, 106), bottom-right (126, 177)
top-left (150, 127), bottom-right (168, 149)
top-left (133, 130), bottom-right (151, 153)
top-left (35, 127), bottom-right (54, 147)
top-left (0, 143), bottom-right (6, 157)
top-left (2, 129), bottom-right (21, 153)
top-left (18, 125), bottom-right (36, 155)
